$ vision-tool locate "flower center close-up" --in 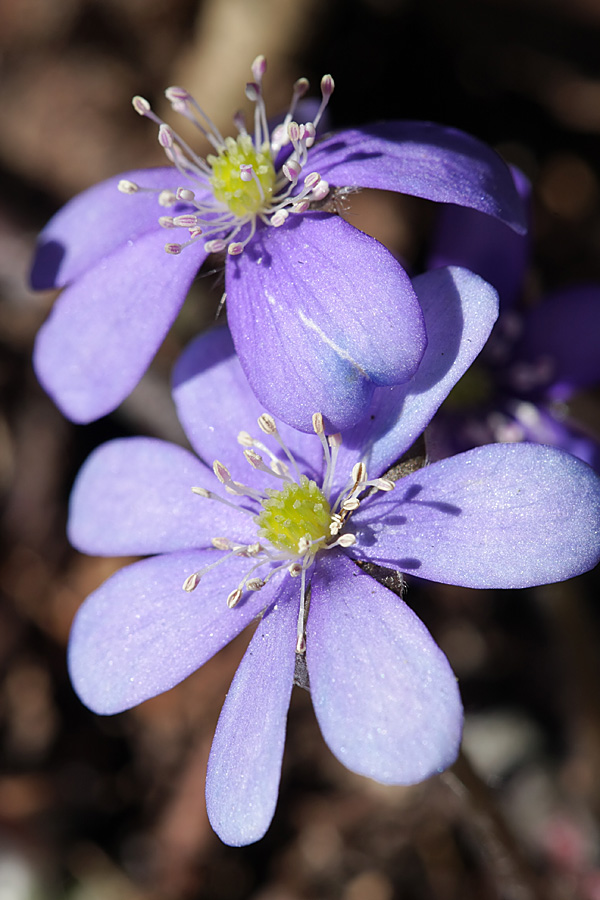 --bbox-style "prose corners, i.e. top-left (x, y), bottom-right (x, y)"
top-left (183, 412), bottom-right (394, 652)
top-left (118, 55), bottom-right (334, 257)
